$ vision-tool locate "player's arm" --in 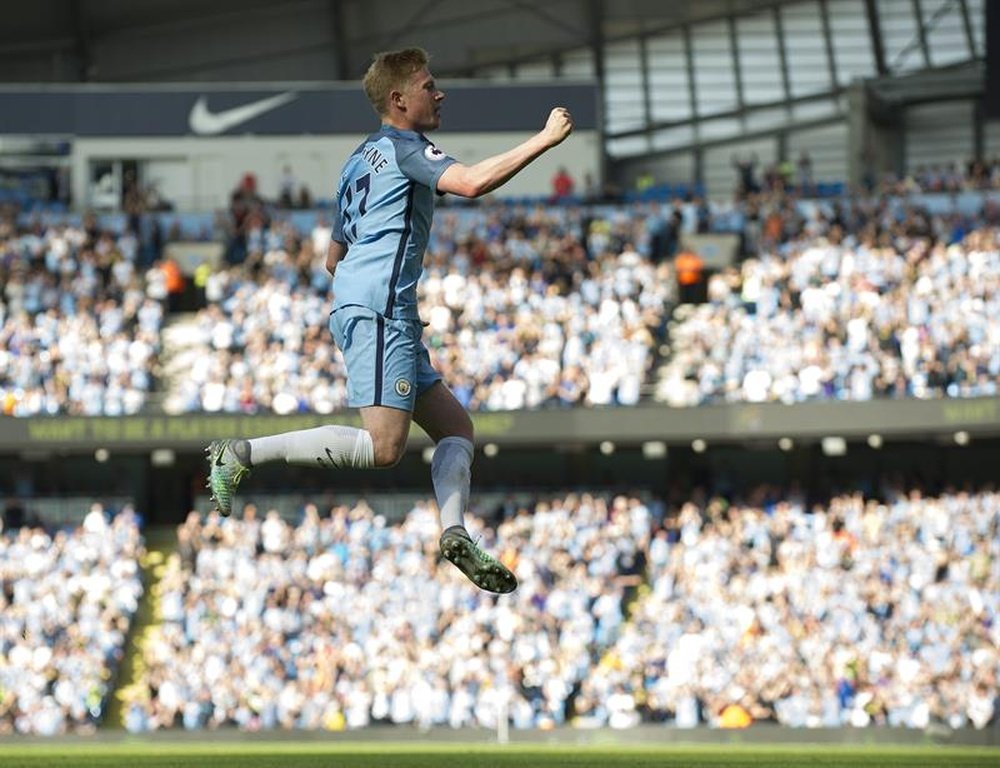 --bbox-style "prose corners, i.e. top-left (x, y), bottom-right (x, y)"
top-left (326, 197), bottom-right (347, 277)
top-left (436, 107), bottom-right (573, 199)
top-left (326, 239), bottom-right (347, 276)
